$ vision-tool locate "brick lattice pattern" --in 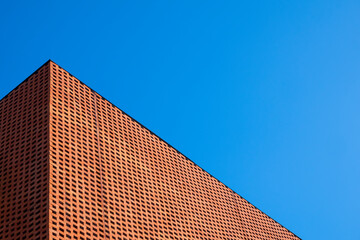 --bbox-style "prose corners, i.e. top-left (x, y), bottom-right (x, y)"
top-left (0, 60), bottom-right (300, 239)
top-left (0, 64), bottom-right (49, 239)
